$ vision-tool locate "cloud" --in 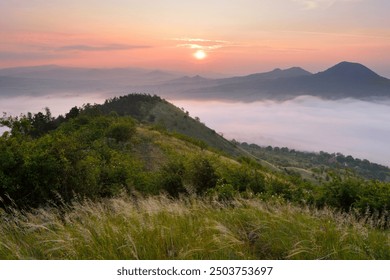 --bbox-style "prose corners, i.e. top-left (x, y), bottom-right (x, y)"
top-left (292, 0), bottom-right (361, 10)
top-left (57, 44), bottom-right (152, 52)
top-left (0, 51), bottom-right (67, 61)
top-left (173, 38), bottom-right (233, 51)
